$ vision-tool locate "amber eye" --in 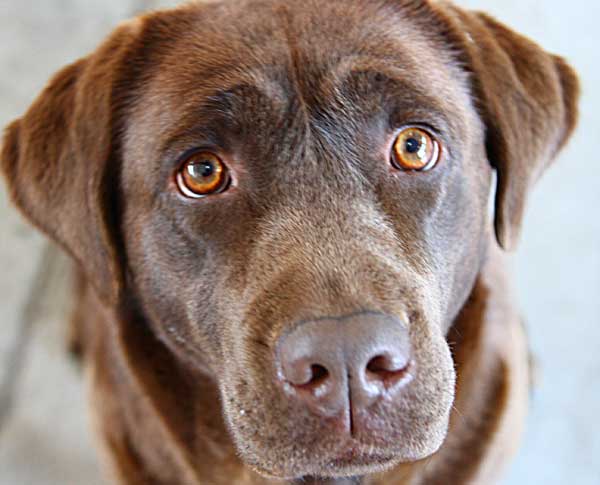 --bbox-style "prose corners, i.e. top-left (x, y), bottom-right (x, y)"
top-left (176, 151), bottom-right (230, 198)
top-left (391, 127), bottom-right (440, 171)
